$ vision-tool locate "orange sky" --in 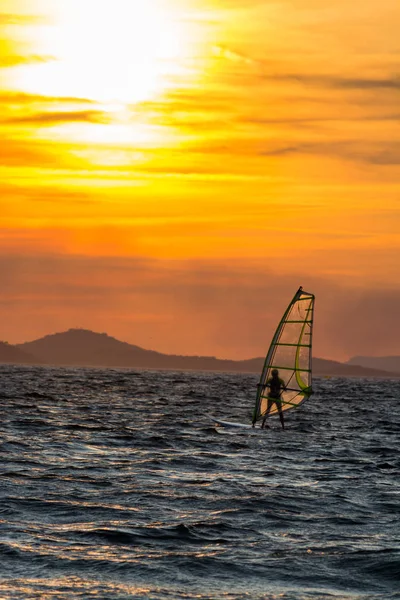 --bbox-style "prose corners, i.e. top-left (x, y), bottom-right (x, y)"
top-left (1, 0), bottom-right (400, 361)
